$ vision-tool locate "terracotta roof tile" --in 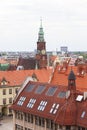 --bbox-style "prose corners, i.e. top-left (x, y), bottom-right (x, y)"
top-left (51, 65), bottom-right (87, 92)
top-left (11, 81), bottom-right (87, 127)
top-left (0, 68), bottom-right (52, 87)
